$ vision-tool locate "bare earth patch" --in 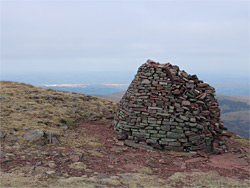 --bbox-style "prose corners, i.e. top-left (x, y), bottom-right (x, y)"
top-left (1, 120), bottom-right (249, 187)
